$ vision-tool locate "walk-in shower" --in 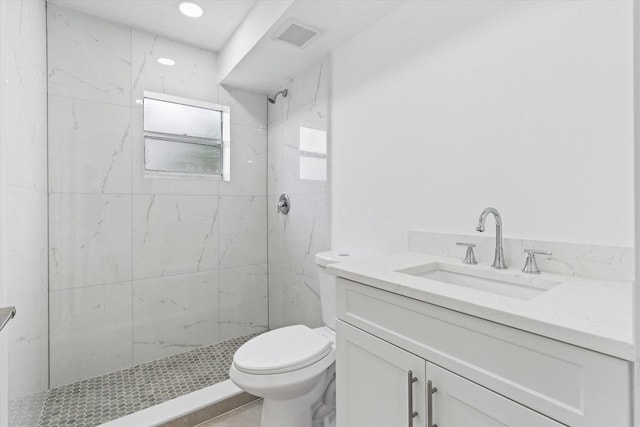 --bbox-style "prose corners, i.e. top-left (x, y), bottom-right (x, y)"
top-left (3, 1), bottom-right (330, 425)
